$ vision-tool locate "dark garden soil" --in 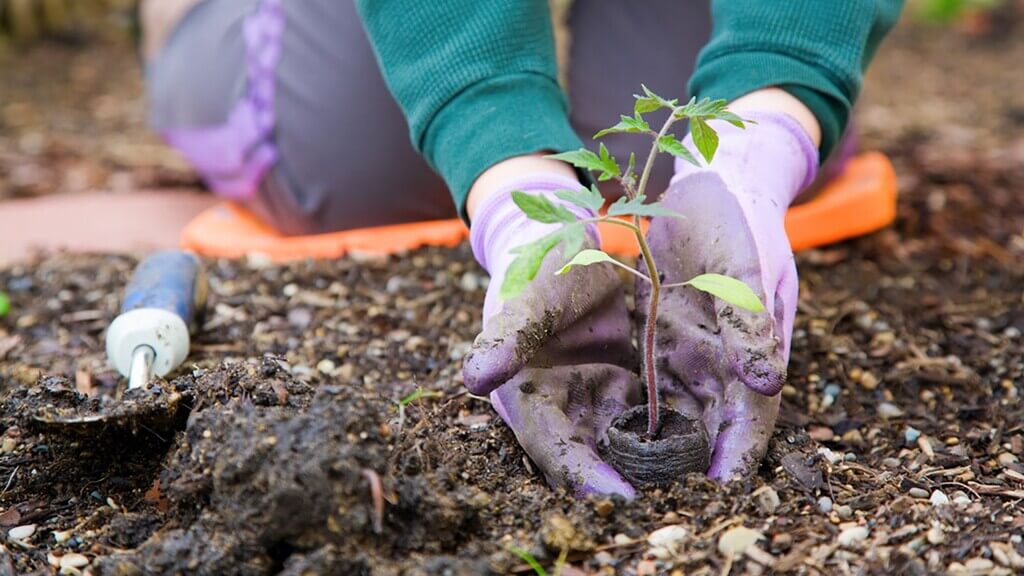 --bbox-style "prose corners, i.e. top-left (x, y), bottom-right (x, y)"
top-left (2, 17), bottom-right (1024, 576)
